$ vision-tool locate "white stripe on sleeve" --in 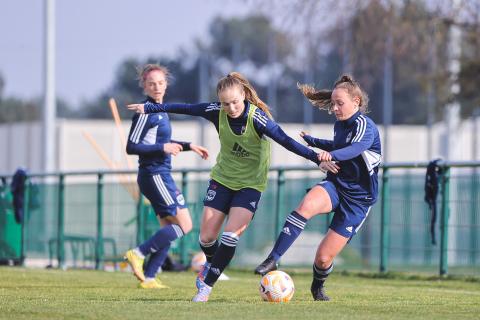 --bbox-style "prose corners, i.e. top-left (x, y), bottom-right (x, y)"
top-left (130, 114), bottom-right (148, 143)
top-left (352, 116), bottom-right (366, 143)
